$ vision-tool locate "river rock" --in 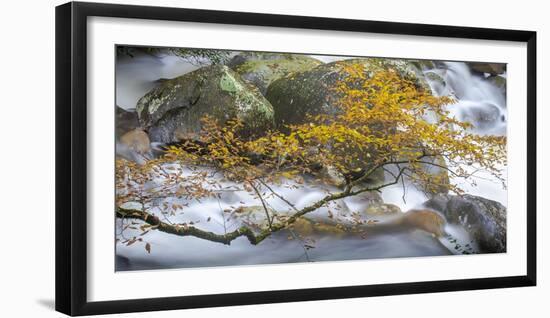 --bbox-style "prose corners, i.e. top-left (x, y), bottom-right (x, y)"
top-left (462, 102), bottom-right (501, 131)
top-left (393, 147), bottom-right (450, 195)
top-left (346, 189), bottom-right (384, 206)
top-left (228, 204), bottom-right (345, 237)
top-left (425, 71), bottom-right (446, 89)
top-left (418, 155), bottom-right (450, 195)
top-left (136, 65), bottom-right (275, 143)
top-left (265, 58), bottom-right (428, 127)
top-left (120, 129), bottom-right (151, 154)
top-left (231, 205), bottom-right (277, 231)
top-left (289, 217), bottom-right (347, 238)
top-left (116, 106), bottom-right (139, 138)
top-left (316, 164), bottom-right (385, 187)
top-left (410, 59), bottom-right (436, 70)
top-left (264, 58), bottom-right (428, 185)
top-left (468, 62), bottom-right (506, 76)
top-left (363, 202), bottom-right (401, 216)
top-left (423, 194), bottom-right (506, 253)
top-left (227, 52), bottom-right (298, 68)
top-left (231, 54), bottom-right (323, 95)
